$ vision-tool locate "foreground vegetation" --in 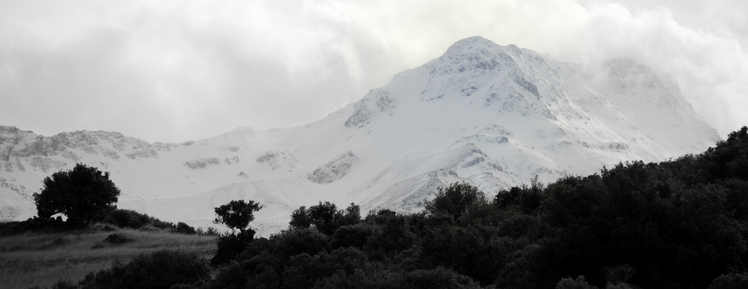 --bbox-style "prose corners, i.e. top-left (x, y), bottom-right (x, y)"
top-left (0, 226), bottom-right (216, 289)
top-left (4, 126), bottom-right (748, 289)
